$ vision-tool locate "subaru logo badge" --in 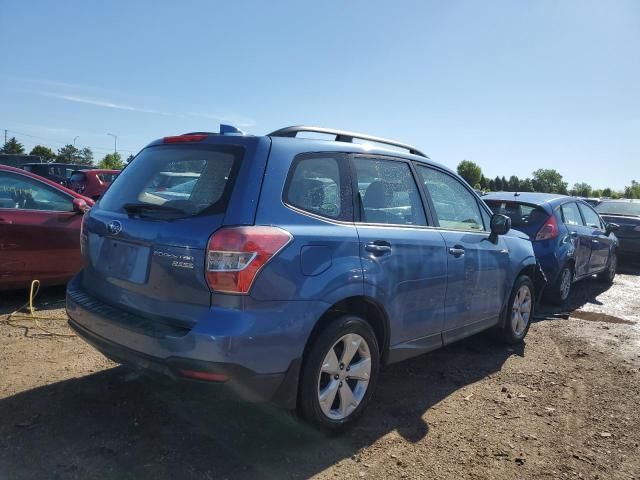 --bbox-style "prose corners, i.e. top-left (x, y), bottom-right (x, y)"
top-left (106, 220), bottom-right (122, 235)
